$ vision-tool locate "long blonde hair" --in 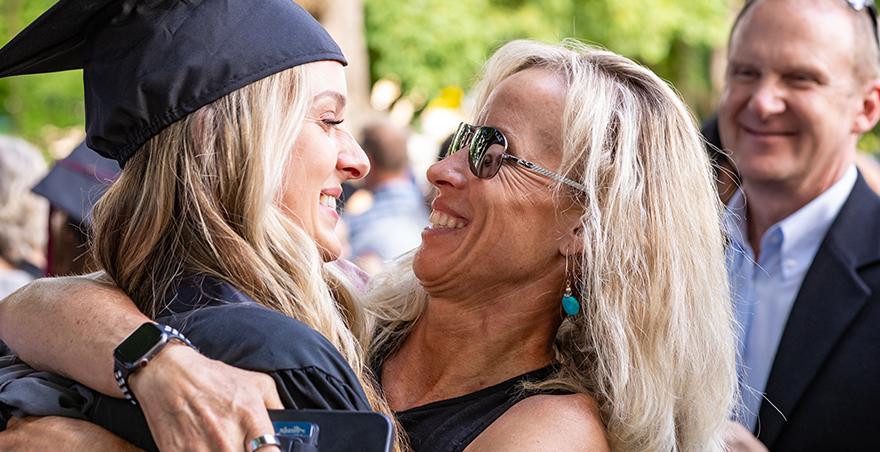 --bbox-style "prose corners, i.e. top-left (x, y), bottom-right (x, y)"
top-left (91, 64), bottom-right (385, 413)
top-left (369, 40), bottom-right (737, 452)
